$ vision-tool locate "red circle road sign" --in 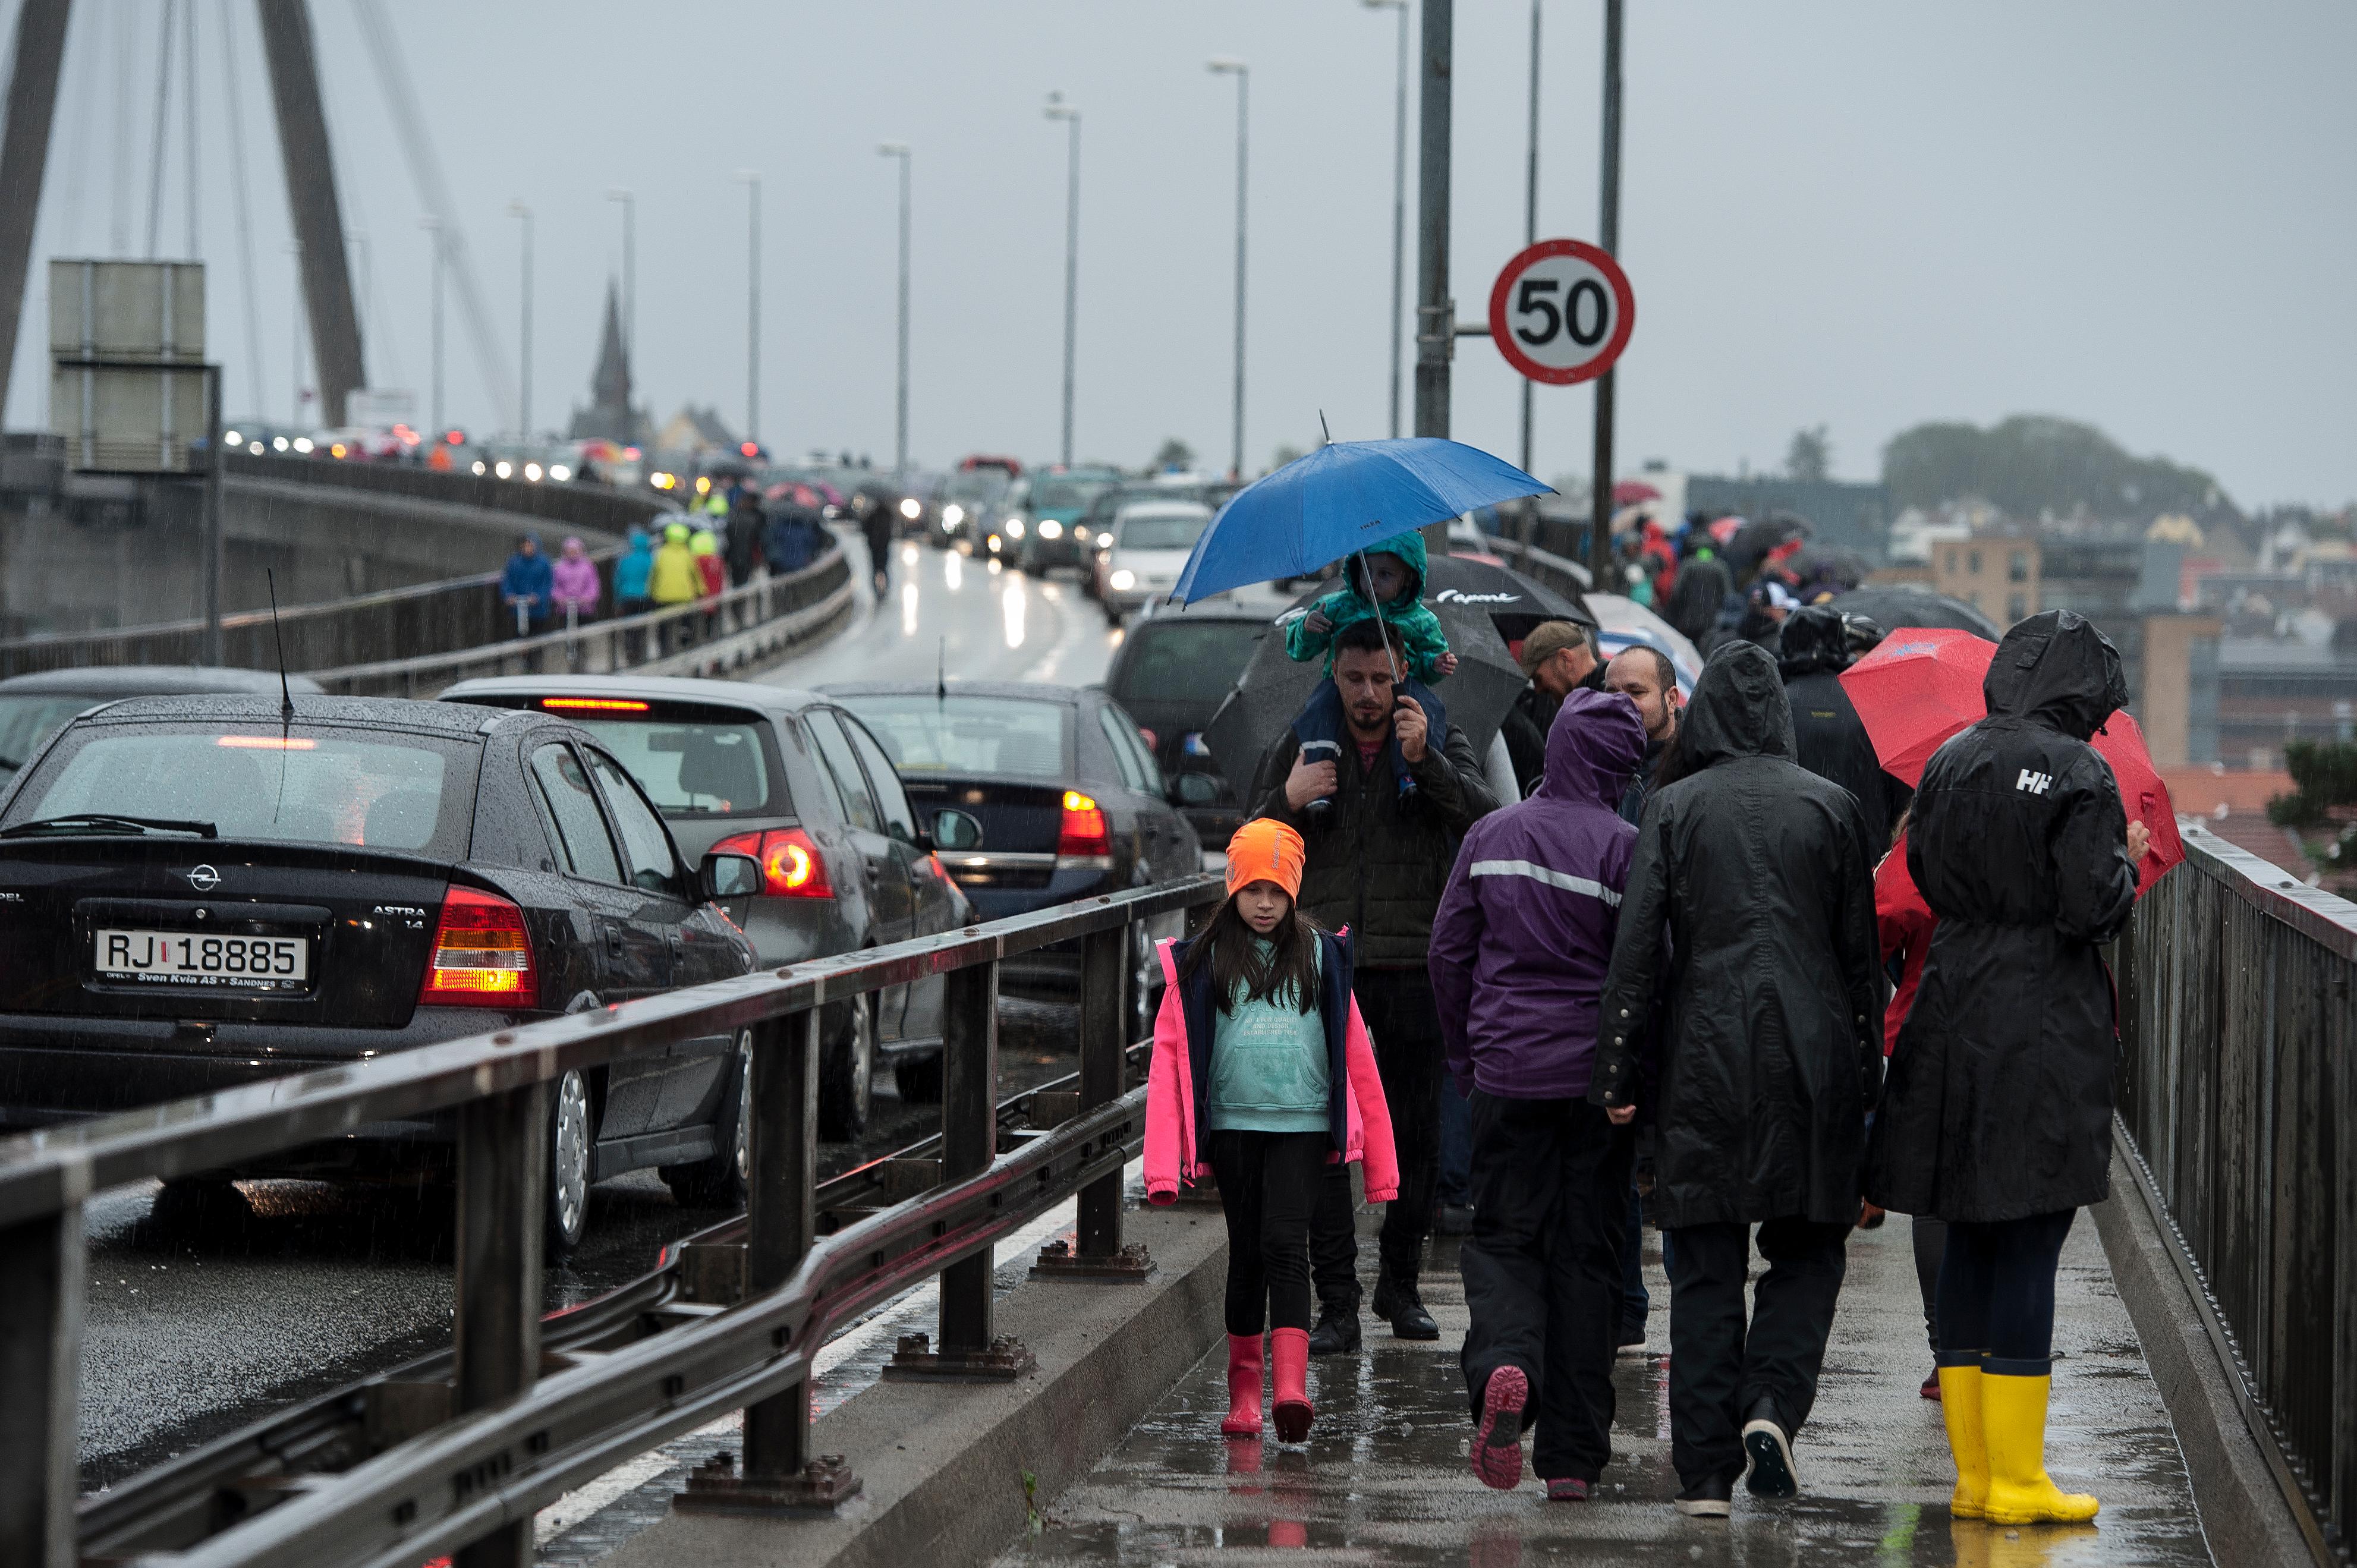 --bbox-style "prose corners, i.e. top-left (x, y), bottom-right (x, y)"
top-left (1487, 238), bottom-right (1635, 386)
